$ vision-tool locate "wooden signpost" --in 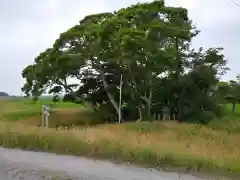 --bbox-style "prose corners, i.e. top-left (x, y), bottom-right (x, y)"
top-left (42, 105), bottom-right (50, 127)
